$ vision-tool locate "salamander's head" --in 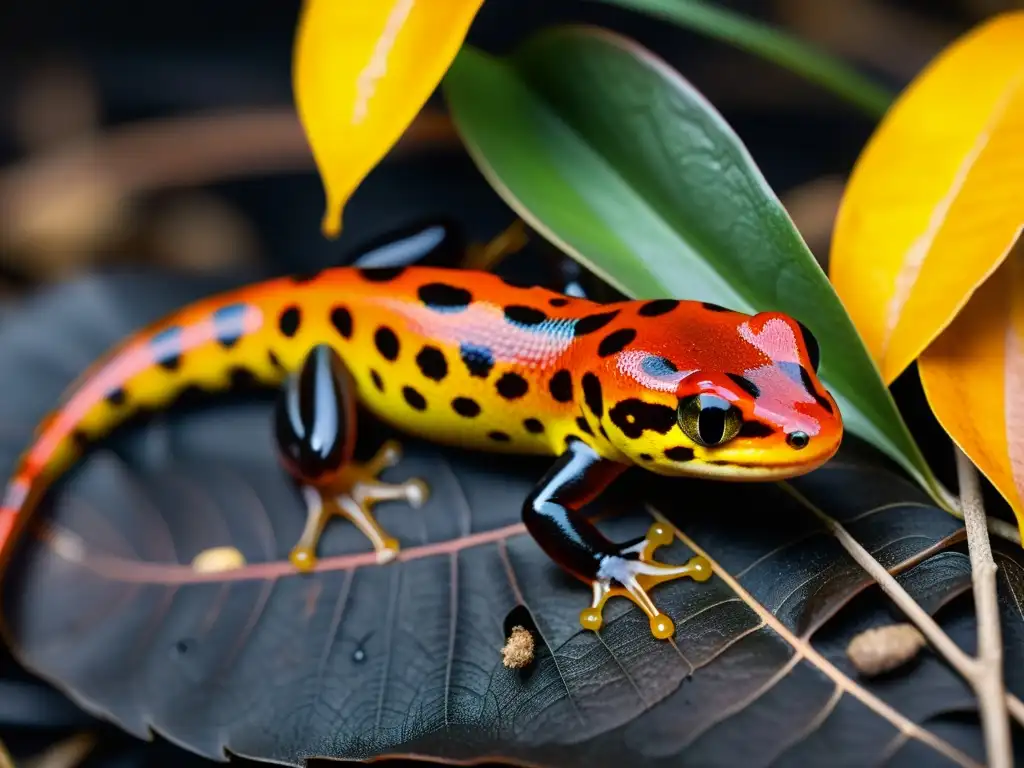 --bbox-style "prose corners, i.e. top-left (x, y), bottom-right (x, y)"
top-left (593, 304), bottom-right (843, 480)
